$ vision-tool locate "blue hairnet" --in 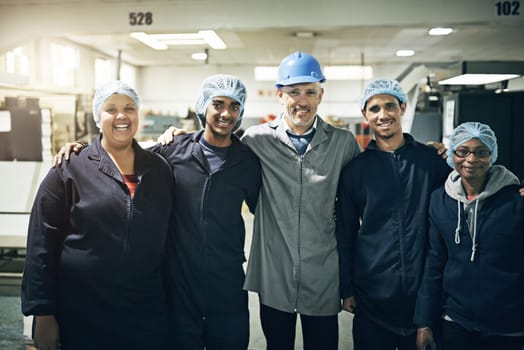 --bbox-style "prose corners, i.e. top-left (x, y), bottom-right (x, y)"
top-left (195, 74), bottom-right (247, 131)
top-left (446, 122), bottom-right (498, 168)
top-left (360, 79), bottom-right (408, 110)
top-left (92, 80), bottom-right (140, 128)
